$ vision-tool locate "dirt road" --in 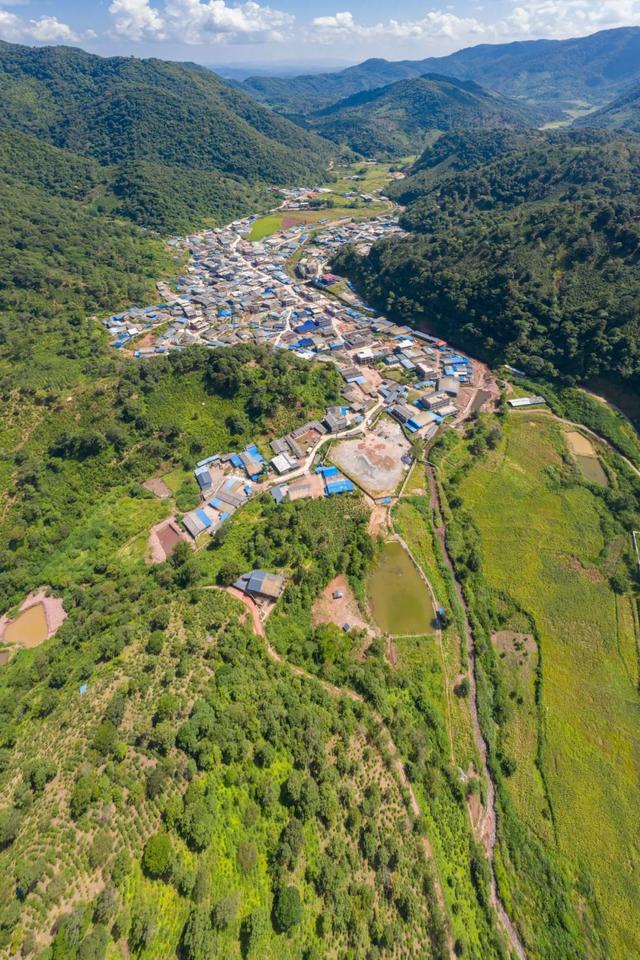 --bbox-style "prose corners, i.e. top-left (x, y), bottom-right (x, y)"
top-left (426, 465), bottom-right (526, 960)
